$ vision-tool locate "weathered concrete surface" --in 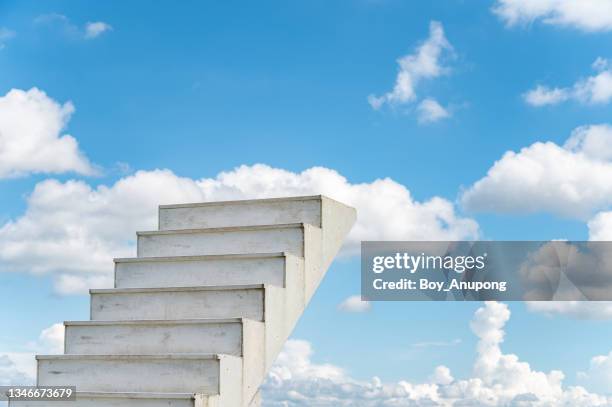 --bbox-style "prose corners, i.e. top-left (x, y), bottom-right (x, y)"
top-left (90, 285), bottom-right (265, 321)
top-left (37, 354), bottom-right (226, 394)
top-left (114, 253), bottom-right (291, 289)
top-left (159, 196), bottom-right (322, 230)
top-left (137, 224), bottom-right (305, 258)
top-left (65, 319), bottom-right (256, 356)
